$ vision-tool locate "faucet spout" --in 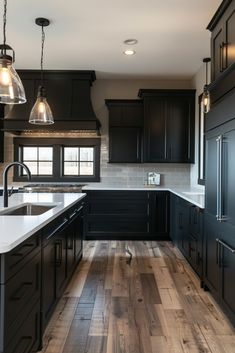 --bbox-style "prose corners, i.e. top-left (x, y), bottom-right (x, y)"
top-left (3, 162), bottom-right (31, 207)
